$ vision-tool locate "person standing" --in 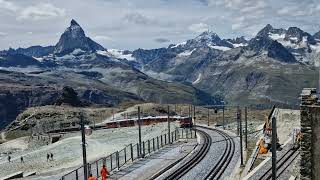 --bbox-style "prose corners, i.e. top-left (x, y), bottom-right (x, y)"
top-left (8, 155), bottom-right (11, 163)
top-left (47, 153), bottom-right (50, 162)
top-left (100, 165), bottom-right (109, 180)
top-left (20, 156), bottom-right (24, 163)
top-left (88, 174), bottom-right (97, 180)
top-left (50, 153), bottom-right (53, 161)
